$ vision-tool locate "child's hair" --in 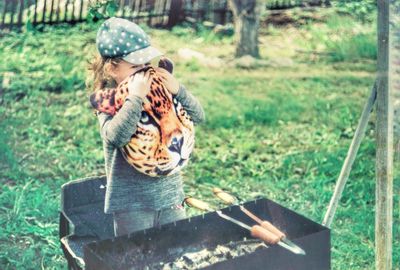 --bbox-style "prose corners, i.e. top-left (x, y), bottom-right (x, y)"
top-left (85, 52), bottom-right (123, 94)
top-left (85, 52), bottom-right (124, 115)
